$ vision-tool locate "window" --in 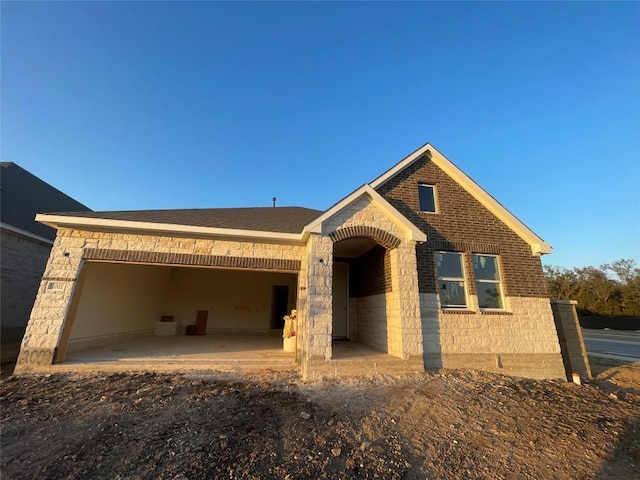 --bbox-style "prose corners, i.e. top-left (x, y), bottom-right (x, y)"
top-left (472, 254), bottom-right (505, 309)
top-left (418, 184), bottom-right (437, 213)
top-left (436, 252), bottom-right (468, 308)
